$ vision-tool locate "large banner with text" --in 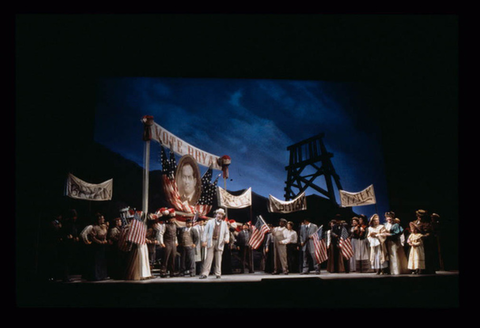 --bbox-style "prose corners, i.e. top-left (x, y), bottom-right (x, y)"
top-left (65, 173), bottom-right (113, 201)
top-left (339, 184), bottom-right (376, 207)
top-left (268, 192), bottom-right (307, 213)
top-left (217, 187), bottom-right (252, 209)
top-left (150, 122), bottom-right (222, 170)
